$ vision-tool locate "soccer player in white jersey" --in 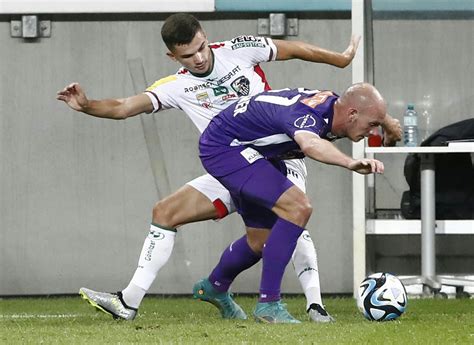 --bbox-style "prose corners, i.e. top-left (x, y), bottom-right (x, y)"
top-left (57, 13), bottom-right (402, 322)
